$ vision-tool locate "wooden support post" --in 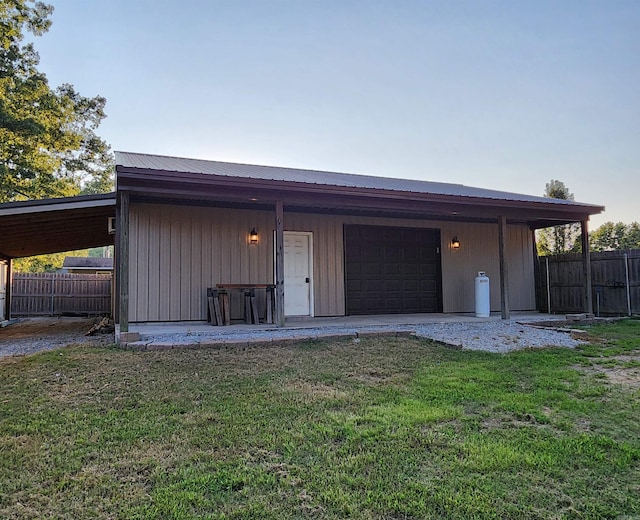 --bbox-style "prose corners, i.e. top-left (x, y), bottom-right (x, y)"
top-left (117, 191), bottom-right (130, 333)
top-left (6, 258), bottom-right (12, 321)
top-left (581, 220), bottom-right (593, 315)
top-left (266, 286), bottom-right (274, 324)
top-left (275, 200), bottom-right (285, 327)
top-left (498, 216), bottom-right (510, 320)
